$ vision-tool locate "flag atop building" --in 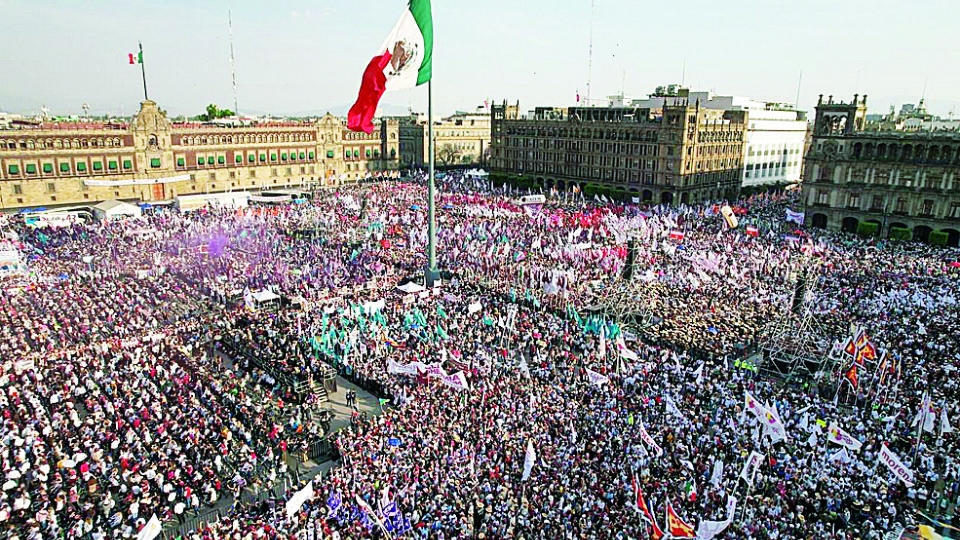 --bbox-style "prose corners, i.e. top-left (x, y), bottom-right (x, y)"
top-left (348, 0), bottom-right (434, 133)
